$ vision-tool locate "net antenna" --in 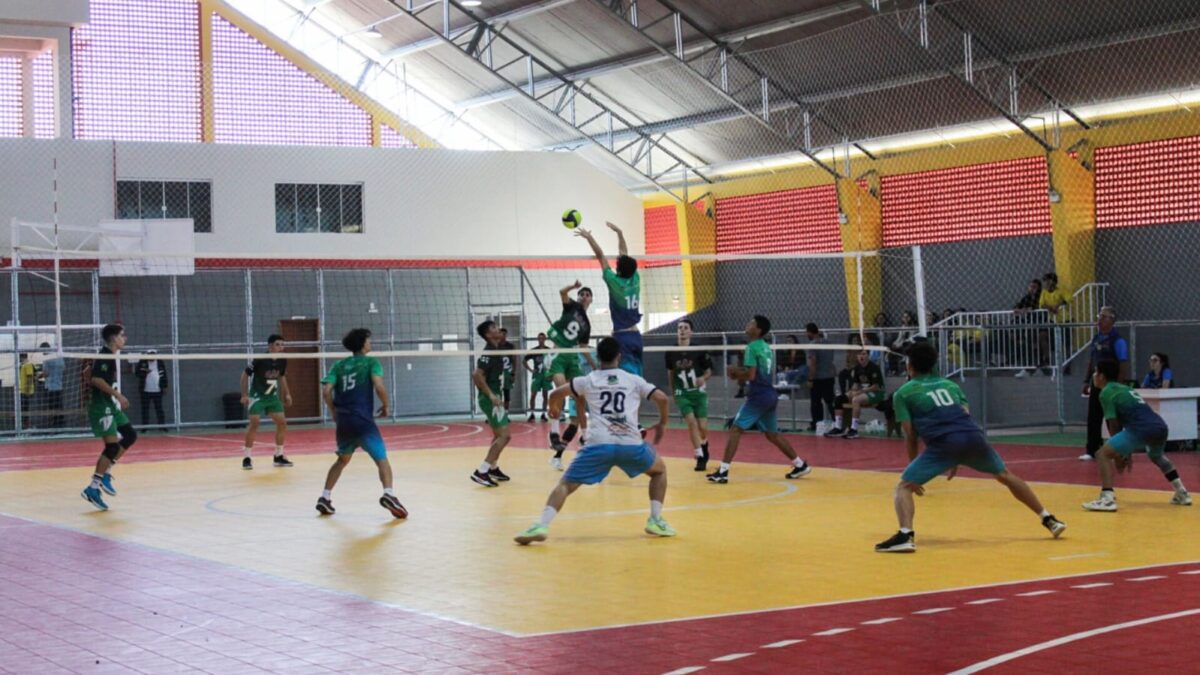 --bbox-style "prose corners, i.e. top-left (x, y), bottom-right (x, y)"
top-left (9, 217), bottom-right (196, 351)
